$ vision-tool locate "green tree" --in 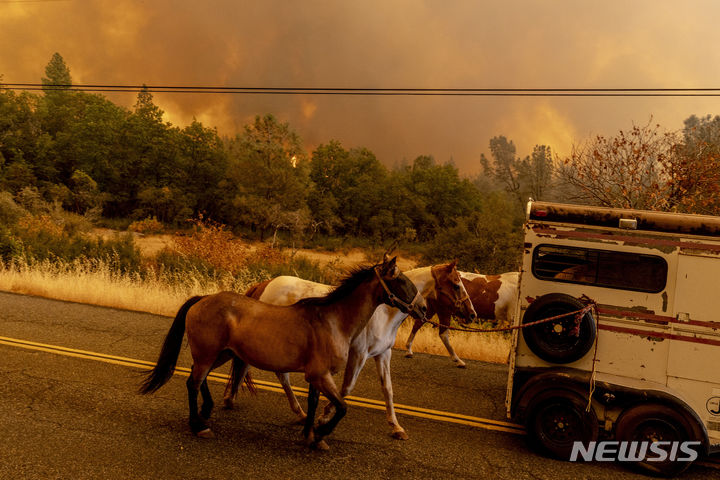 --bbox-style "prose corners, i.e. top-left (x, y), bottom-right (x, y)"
top-left (519, 144), bottom-right (554, 201)
top-left (422, 193), bottom-right (523, 273)
top-left (41, 53), bottom-right (72, 90)
top-left (307, 140), bottom-right (344, 235)
top-left (69, 169), bottom-right (104, 214)
top-left (481, 136), bottom-right (554, 212)
top-left (481, 136), bottom-right (523, 208)
top-left (0, 88), bottom-right (52, 191)
top-left (40, 53), bottom-right (74, 138)
top-left (176, 120), bottom-right (228, 222)
top-left (308, 141), bottom-right (393, 239)
top-left (395, 155), bottom-right (483, 241)
top-left (226, 114), bottom-right (309, 240)
top-left (335, 147), bottom-right (388, 237)
top-left (105, 86), bottom-right (175, 218)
